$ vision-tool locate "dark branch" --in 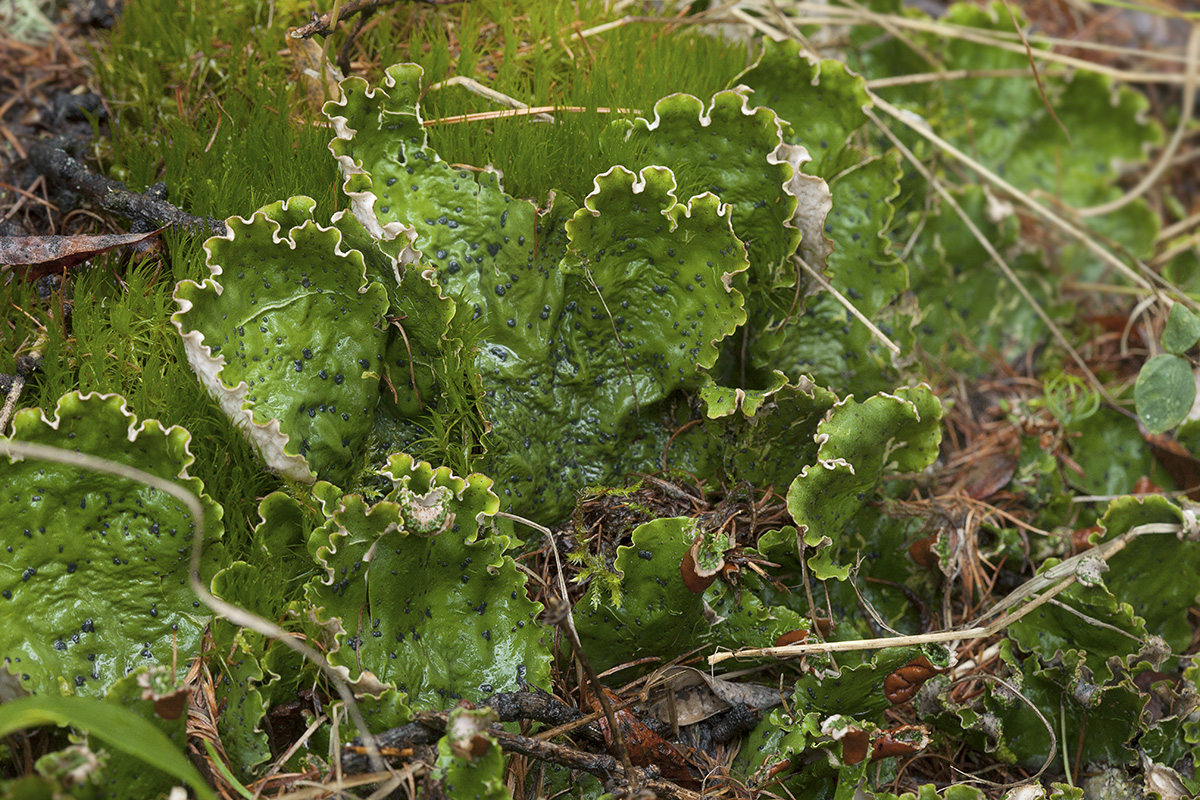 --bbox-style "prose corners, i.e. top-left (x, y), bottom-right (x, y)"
top-left (290, 0), bottom-right (458, 41)
top-left (341, 705), bottom-right (706, 800)
top-left (27, 140), bottom-right (225, 237)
